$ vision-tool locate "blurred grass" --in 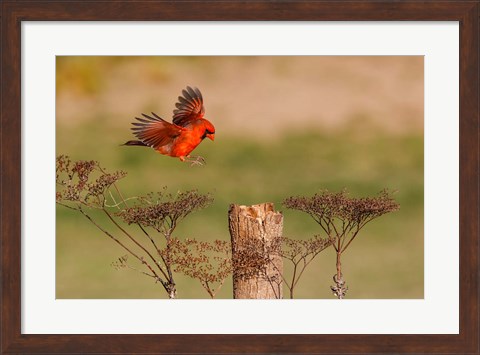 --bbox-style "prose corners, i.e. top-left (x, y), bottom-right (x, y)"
top-left (56, 121), bottom-right (423, 299)
top-left (56, 55), bottom-right (423, 299)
